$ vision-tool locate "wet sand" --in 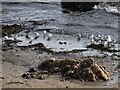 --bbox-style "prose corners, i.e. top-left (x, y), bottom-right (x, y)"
top-left (2, 61), bottom-right (118, 88)
top-left (1, 48), bottom-right (119, 88)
